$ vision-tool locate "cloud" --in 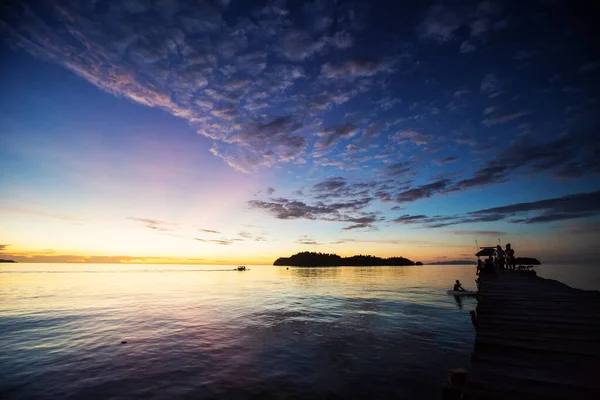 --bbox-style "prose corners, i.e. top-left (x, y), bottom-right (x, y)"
top-left (460, 41), bottom-right (477, 53)
top-left (468, 190), bottom-right (600, 224)
top-left (453, 230), bottom-right (506, 237)
top-left (394, 179), bottom-right (451, 202)
top-left (418, 2), bottom-right (503, 43)
top-left (417, 4), bottom-right (463, 42)
top-left (385, 162), bottom-right (413, 177)
top-left (453, 90), bottom-right (470, 99)
top-left (580, 60), bottom-right (600, 73)
top-left (199, 229), bottom-right (220, 234)
top-left (315, 123), bottom-right (359, 149)
top-left (266, 187), bottom-right (276, 195)
top-left (129, 217), bottom-right (176, 232)
top-left (296, 235), bottom-right (321, 245)
top-left (394, 190), bottom-right (600, 228)
top-left (194, 238), bottom-right (238, 245)
top-left (452, 165), bottom-right (510, 191)
top-left (2, 1), bottom-right (372, 173)
top-left (482, 111), bottom-right (531, 126)
top-left (390, 214), bottom-right (428, 224)
top-left (0, 244), bottom-right (9, 251)
top-left (391, 129), bottom-right (433, 146)
top-left (321, 58), bottom-right (393, 79)
top-left (433, 156), bottom-right (458, 166)
top-left (480, 73), bottom-right (504, 98)
top-left (280, 30), bottom-right (327, 61)
top-left (247, 196), bottom-right (381, 230)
